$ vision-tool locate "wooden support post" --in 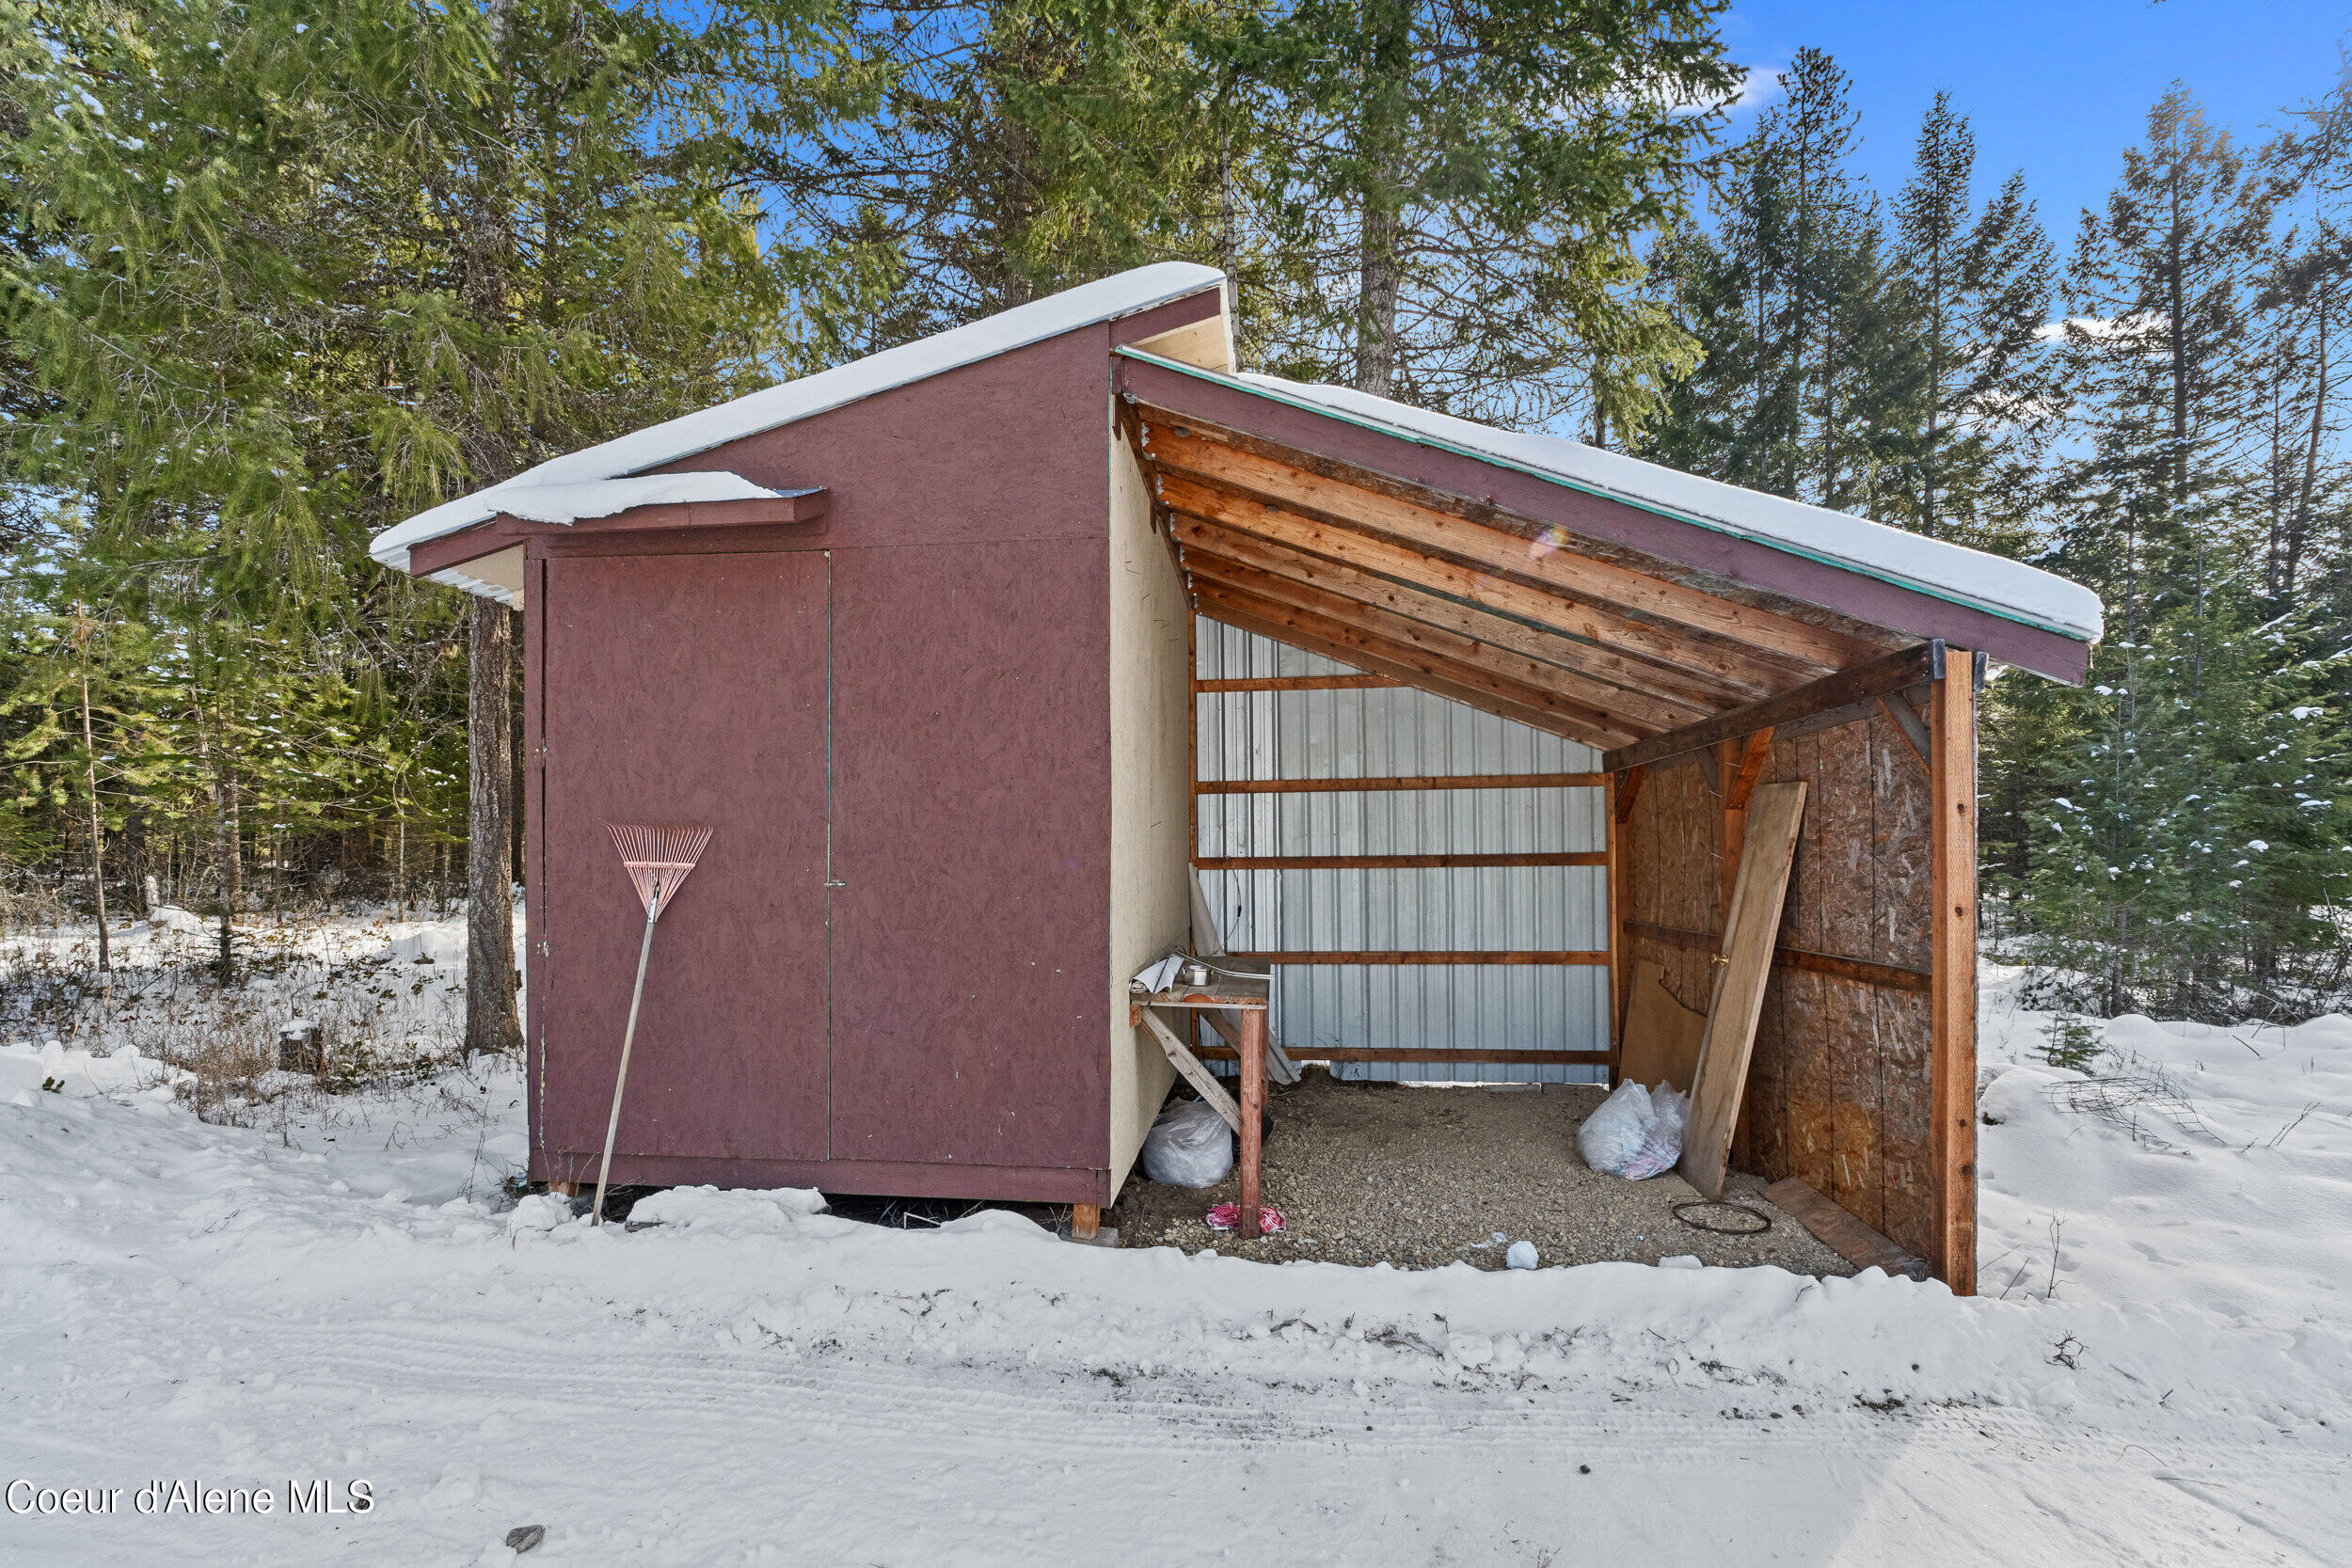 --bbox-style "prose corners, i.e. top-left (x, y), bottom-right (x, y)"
top-left (1614, 764), bottom-right (1645, 824)
top-left (1187, 610), bottom-right (1200, 863)
top-left (1606, 770), bottom-right (1628, 1085)
top-left (1930, 649), bottom-right (1979, 1295)
top-left (547, 1180), bottom-right (580, 1198)
top-left (1239, 1007), bottom-right (1267, 1239)
top-left (1717, 737), bottom-right (1741, 909)
top-left (1071, 1203), bottom-right (1101, 1241)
